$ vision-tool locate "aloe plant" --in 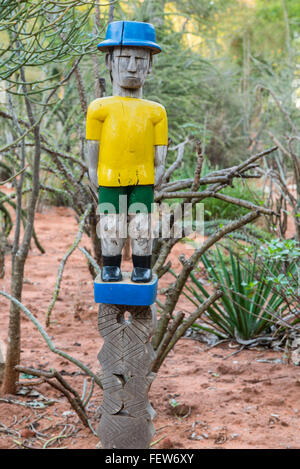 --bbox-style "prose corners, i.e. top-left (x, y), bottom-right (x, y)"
top-left (179, 247), bottom-right (291, 340)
